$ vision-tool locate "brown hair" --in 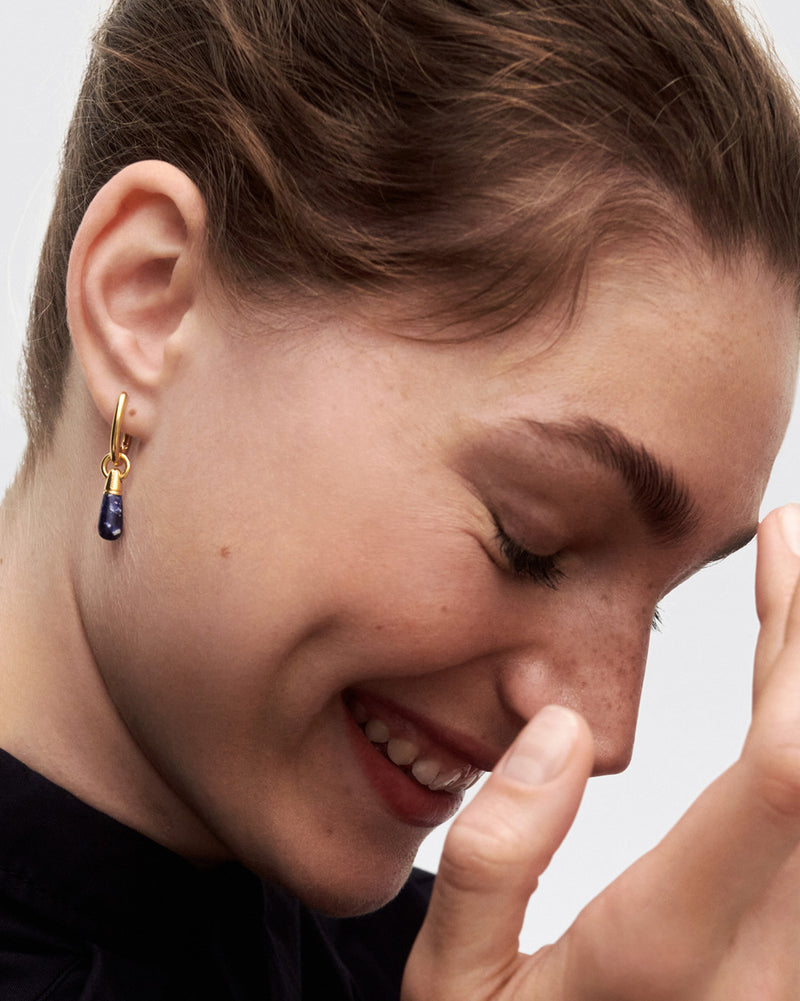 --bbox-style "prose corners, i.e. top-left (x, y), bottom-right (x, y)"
top-left (21, 0), bottom-right (800, 456)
